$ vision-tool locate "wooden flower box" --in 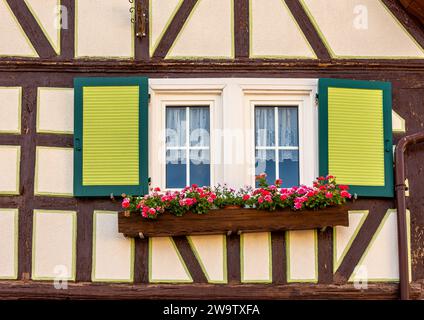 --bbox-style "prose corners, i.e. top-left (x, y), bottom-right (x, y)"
top-left (118, 206), bottom-right (349, 238)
